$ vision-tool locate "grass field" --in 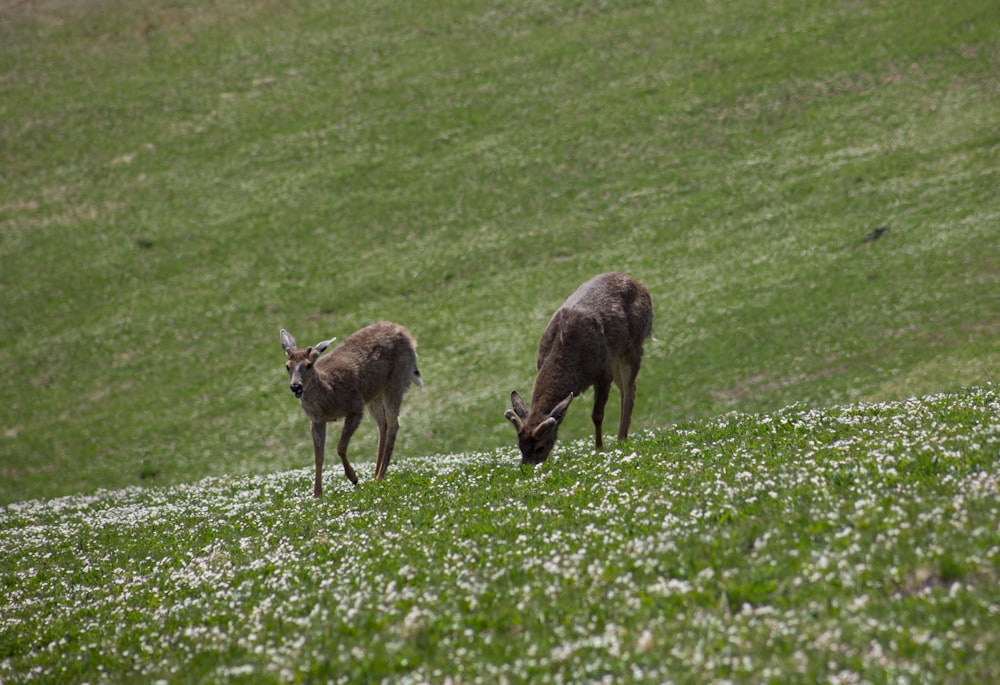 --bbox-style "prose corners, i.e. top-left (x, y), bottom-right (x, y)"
top-left (2, 386), bottom-right (998, 682)
top-left (1, 0), bottom-right (997, 504)
top-left (1, 1), bottom-right (999, 680)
